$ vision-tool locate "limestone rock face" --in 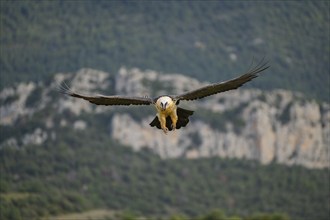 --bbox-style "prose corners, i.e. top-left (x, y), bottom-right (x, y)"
top-left (0, 82), bottom-right (36, 125)
top-left (110, 68), bottom-right (329, 169)
top-left (1, 67), bottom-right (329, 168)
top-left (56, 68), bottom-right (110, 115)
